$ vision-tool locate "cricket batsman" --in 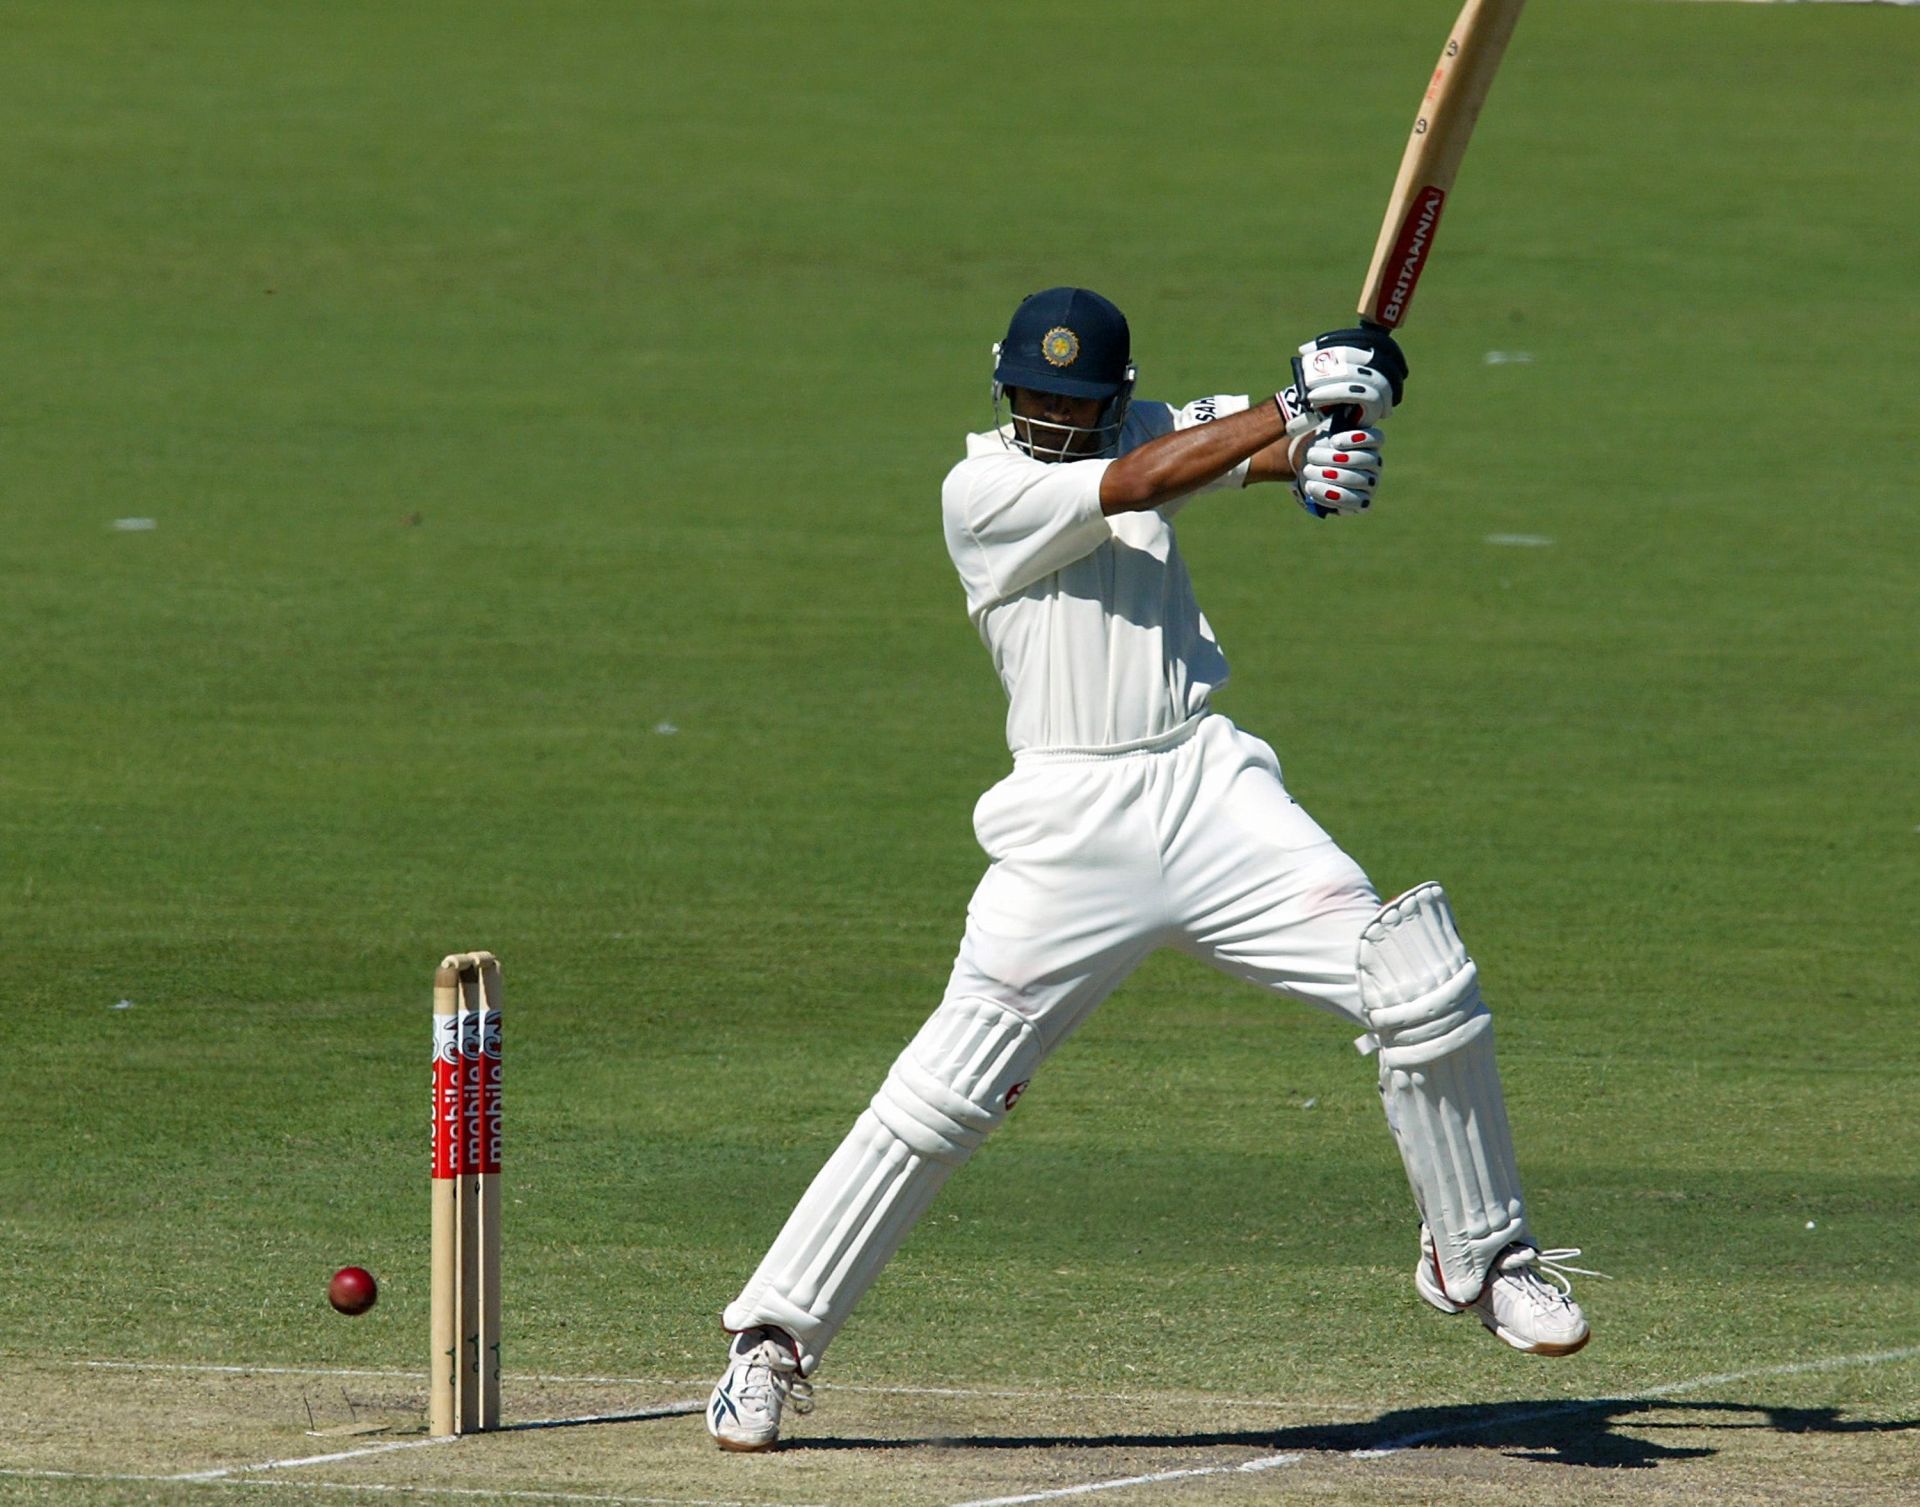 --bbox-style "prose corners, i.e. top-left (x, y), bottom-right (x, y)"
top-left (706, 287), bottom-right (1594, 1450)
